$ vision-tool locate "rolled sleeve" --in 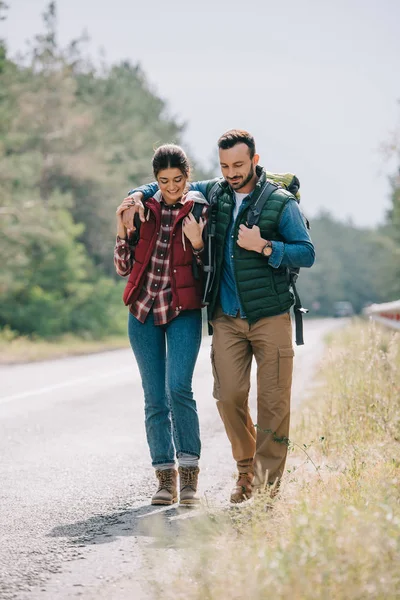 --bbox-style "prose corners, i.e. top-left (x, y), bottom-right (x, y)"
top-left (269, 200), bottom-right (315, 269)
top-left (268, 240), bottom-right (285, 268)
